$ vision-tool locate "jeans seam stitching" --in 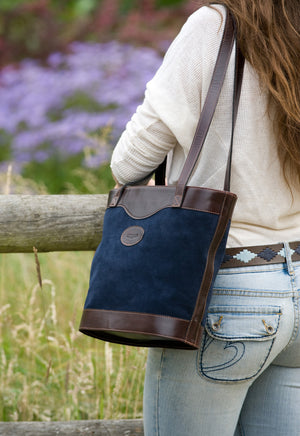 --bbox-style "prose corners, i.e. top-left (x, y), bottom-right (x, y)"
top-left (155, 349), bottom-right (165, 436)
top-left (198, 332), bottom-right (276, 383)
top-left (213, 290), bottom-right (293, 298)
top-left (281, 269), bottom-right (299, 349)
